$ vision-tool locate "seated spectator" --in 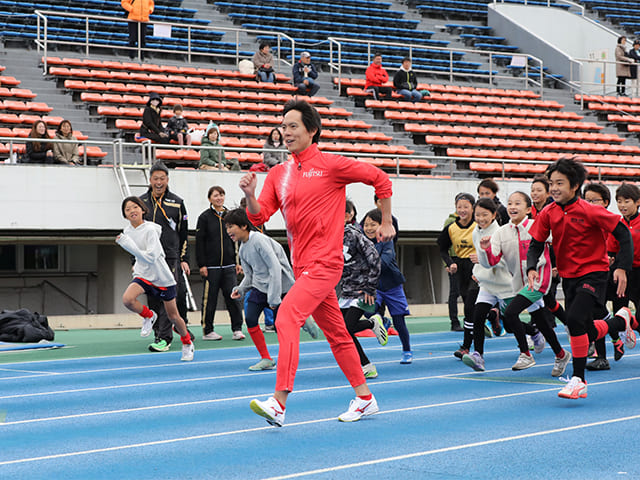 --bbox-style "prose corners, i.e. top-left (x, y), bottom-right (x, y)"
top-left (365, 53), bottom-right (391, 100)
top-left (24, 120), bottom-right (54, 164)
top-left (140, 92), bottom-right (169, 143)
top-left (53, 119), bottom-right (79, 165)
top-left (262, 128), bottom-right (287, 169)
top-left (166, 104), bottom-right (191, 146)
top-left (292, 52), bottom-right (320, 97)
top-left (393, 57), bottom-right (422, 103)
top-left (252, 42), bottom-right (276, 83)
top-left (199, 123), bottom-right (240, 171)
